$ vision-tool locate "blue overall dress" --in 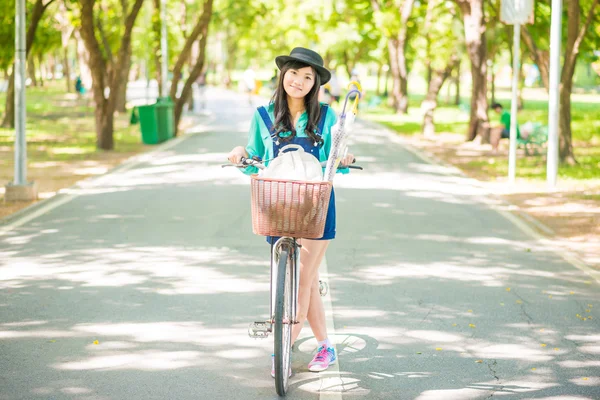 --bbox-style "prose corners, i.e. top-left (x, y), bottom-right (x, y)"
top-left (257, 105), bottom-right (336, 244)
